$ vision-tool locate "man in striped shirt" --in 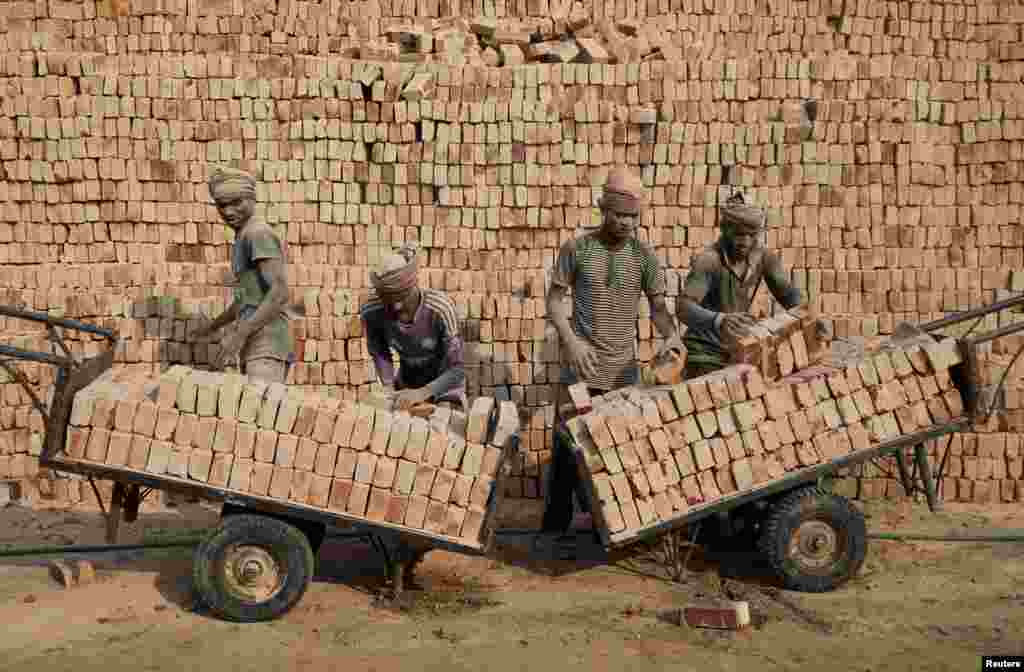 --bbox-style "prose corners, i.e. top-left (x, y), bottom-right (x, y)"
top-left (360, 243), bottom-right (466, 591)
top-left (360, 243), bottom-right (467, 413)
top-left (542, 167), bottom-right (682, 546)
